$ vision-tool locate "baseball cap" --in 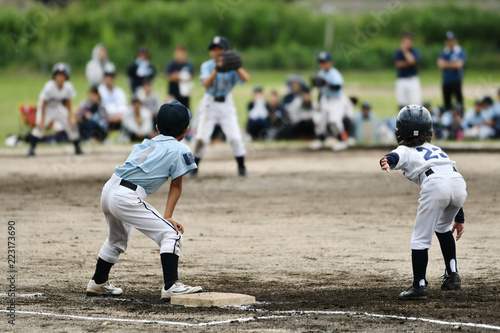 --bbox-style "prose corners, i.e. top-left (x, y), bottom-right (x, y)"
top-left (361, 102), bottom-right (371, 109)
top-left (156, 100), bottom-right (192, 137)
top-left (317, 51), bottom-right (333, 63)
top-left (445, 31), bottom-right (457, 40)
top-left (208, 36), bottom-right (230, 50)
top-left (482, 96), bottom-right (493, 106)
